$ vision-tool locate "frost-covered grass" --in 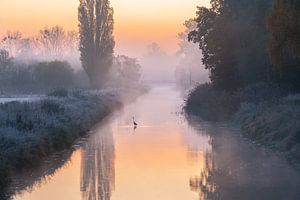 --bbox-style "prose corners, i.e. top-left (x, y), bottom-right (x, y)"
top-left (0, 95), bottom-right (45, 103)
top-left (0, 91), bottom-right (121, 190)
top-left (235, 94), bottom-right (300, 164)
